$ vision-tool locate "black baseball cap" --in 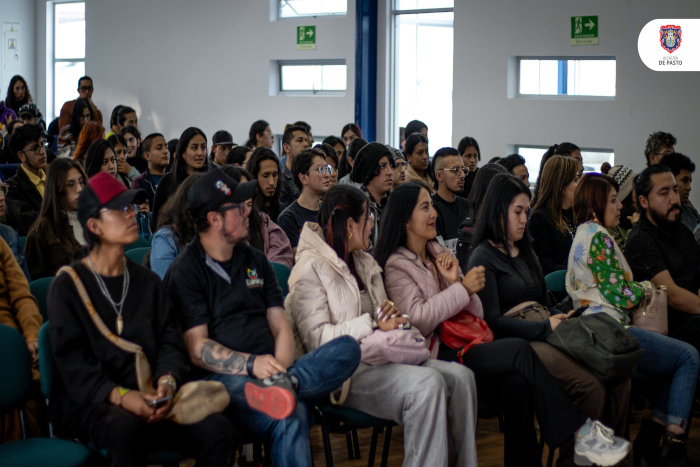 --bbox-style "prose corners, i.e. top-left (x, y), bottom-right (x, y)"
top-left (212, 130), bottom-right (234, 146)
top-left (187, 168), bottom-right (257, 219)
